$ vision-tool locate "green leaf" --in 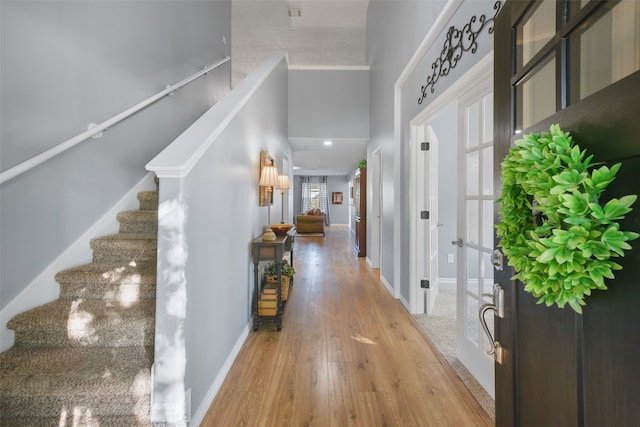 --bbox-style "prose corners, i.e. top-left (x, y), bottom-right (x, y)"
top-left (568, 299), bottom-right (583, 314)
top-left (537, 248), bottom-right (557, 263)
top-left (602, 195), bottom-right (637, 221)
